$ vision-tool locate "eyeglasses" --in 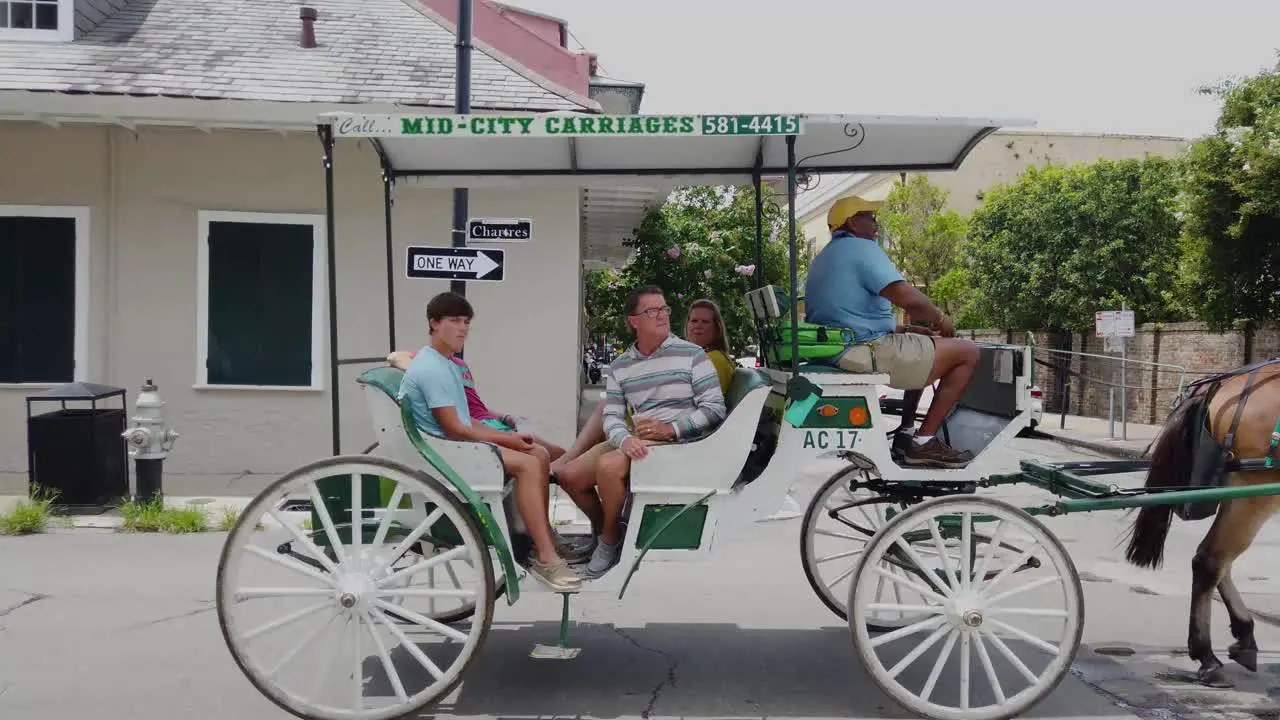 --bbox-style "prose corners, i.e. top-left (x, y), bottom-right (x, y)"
top-left (632, 305), bottom-right (672, 318)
